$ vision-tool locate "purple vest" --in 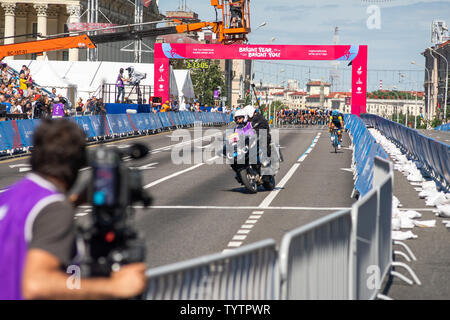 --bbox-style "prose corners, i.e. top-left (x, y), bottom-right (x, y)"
top-left (116, 74), bottom-right (124, 88)
top-left (235, 122), bottom-right (255, 136)
top-left (52, 103), bottom-right (65, 117)
top-left (0, 174), bottom-right (64, 300)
